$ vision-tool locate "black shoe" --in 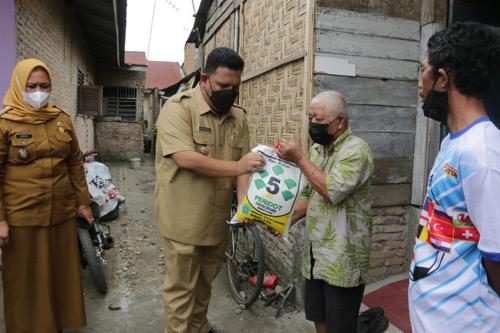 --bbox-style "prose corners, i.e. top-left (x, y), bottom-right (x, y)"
top-left (207, 328), bottom-right (218, 333)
